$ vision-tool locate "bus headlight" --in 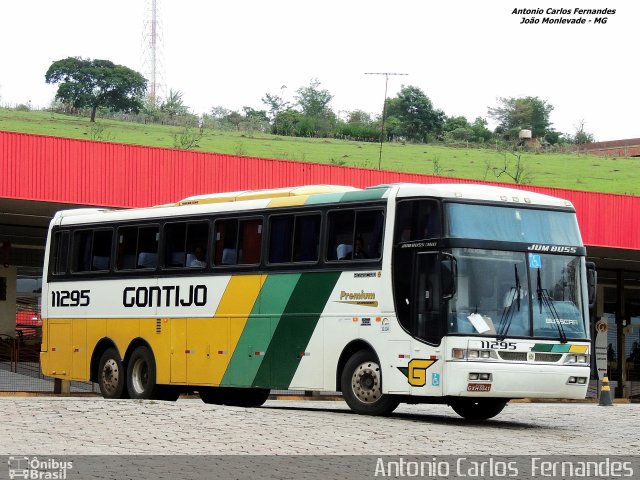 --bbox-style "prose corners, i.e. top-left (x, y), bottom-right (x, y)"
top-left (452, 348), bottom-right (465, 359)
top-left (576, 354), bottom-right (588, 364)
top-left (567, 376), bottom-right (588, 385)
top-left (468, 350), bottom-right (480, 359)
top-left (564, 354), bottom-right (589, 365)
